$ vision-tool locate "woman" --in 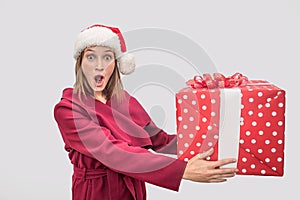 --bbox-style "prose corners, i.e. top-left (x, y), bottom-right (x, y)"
top-left (54, 24), bottom-right (238, 200)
